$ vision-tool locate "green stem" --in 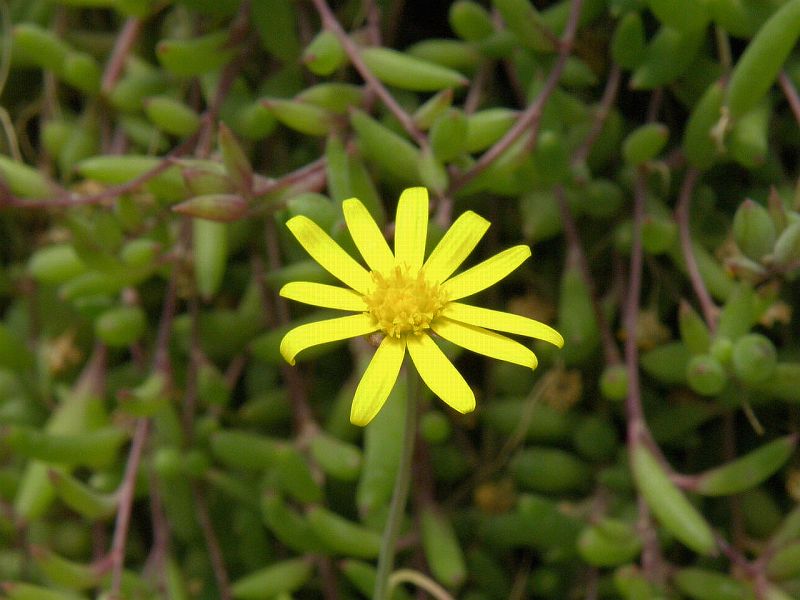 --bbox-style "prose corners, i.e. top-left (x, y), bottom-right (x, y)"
top-left (372, 362), bottom-right (419, 600)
